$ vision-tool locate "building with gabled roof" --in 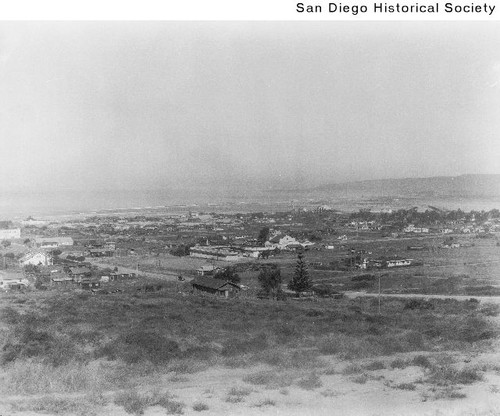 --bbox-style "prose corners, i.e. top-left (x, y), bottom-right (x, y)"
top-left (19, 251), bottom-right (53, 266)
top-left (35, 237), bottom-right (74, 248)
top-left (191, 277), bottom-right (241, 298)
